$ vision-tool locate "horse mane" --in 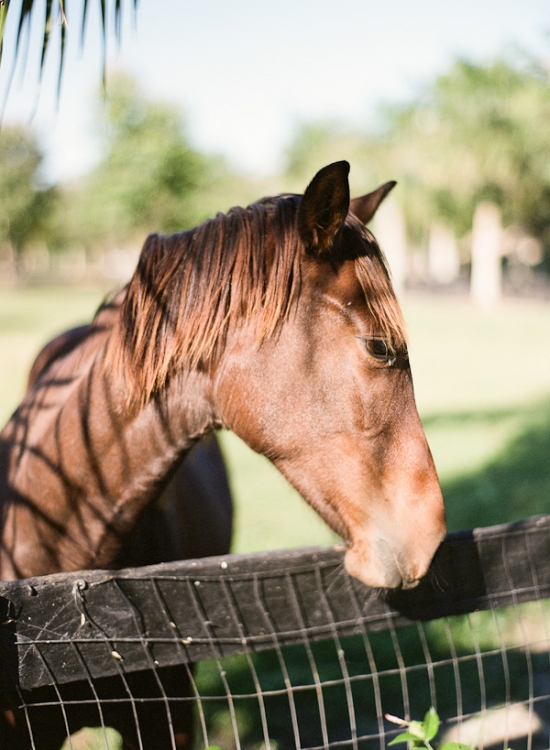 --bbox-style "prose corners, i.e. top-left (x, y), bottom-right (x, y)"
top-left (109, 195), bottom-right (406, 410)
top-left (344, 213), bottom-right (407, 347)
